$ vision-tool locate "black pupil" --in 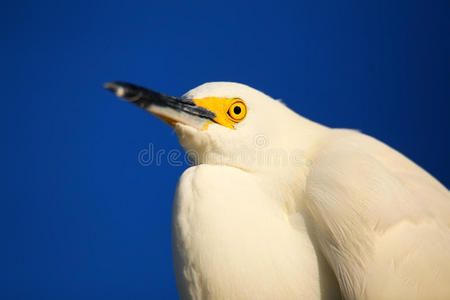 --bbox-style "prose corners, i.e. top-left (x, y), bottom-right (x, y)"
top-left (233, 105), bottom-right (241, 115)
